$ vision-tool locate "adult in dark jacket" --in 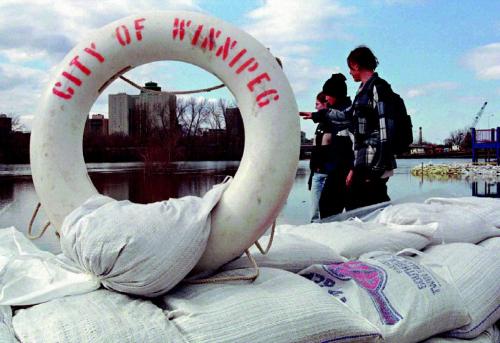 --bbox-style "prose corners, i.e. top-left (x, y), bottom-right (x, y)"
top-left (306, 73), bottom-right (353, 220)
top-left (302, 46), bottom-right (397, 212)
top-left (344, 46), bottom-right (396, 210)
